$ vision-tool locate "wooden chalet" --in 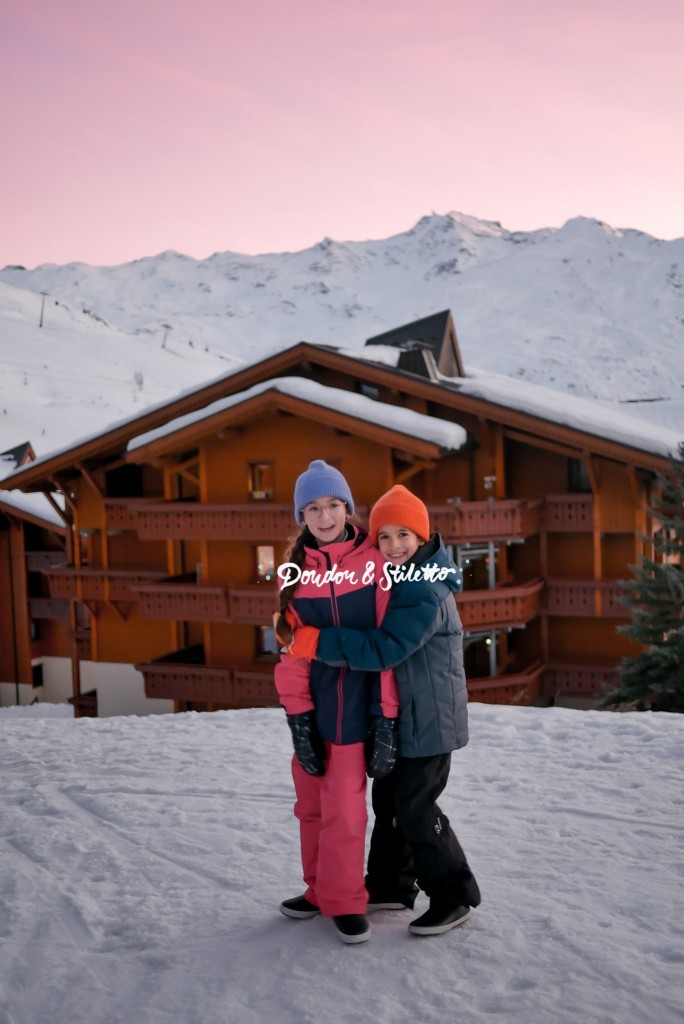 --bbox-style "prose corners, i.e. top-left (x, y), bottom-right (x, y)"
top-left (0, 444), bottom-right (75, 709)
top-left (0, 311), bottom-right (677, 716)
